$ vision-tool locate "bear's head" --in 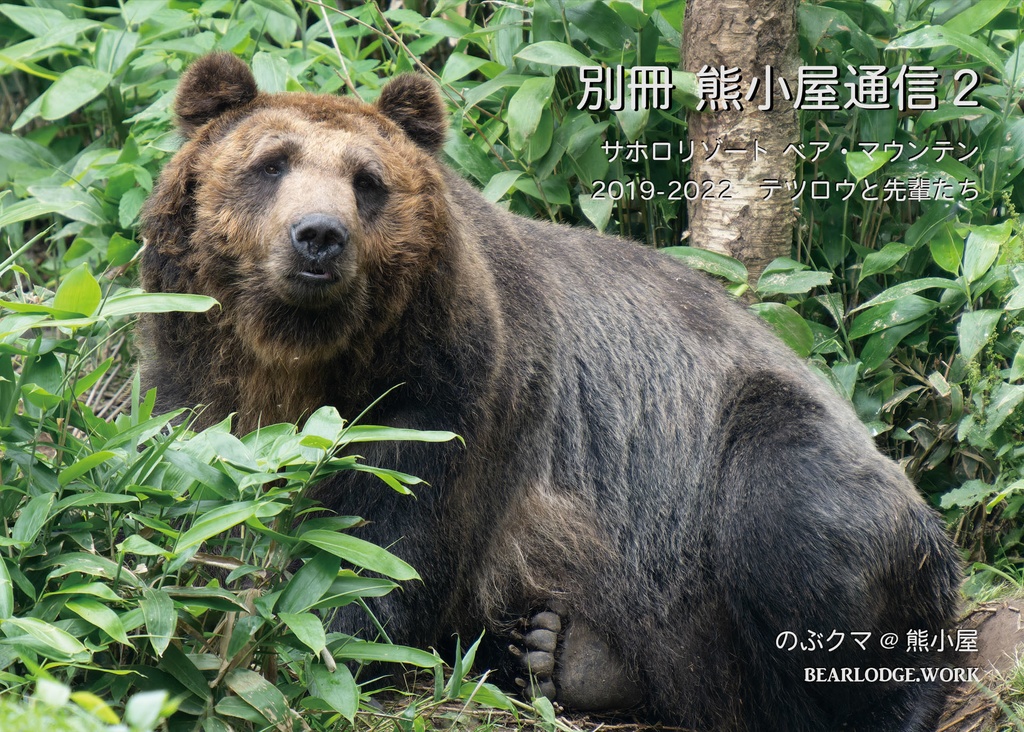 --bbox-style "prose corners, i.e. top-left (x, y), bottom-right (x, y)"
top-left (141, 53), bottom-right (454, 364)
